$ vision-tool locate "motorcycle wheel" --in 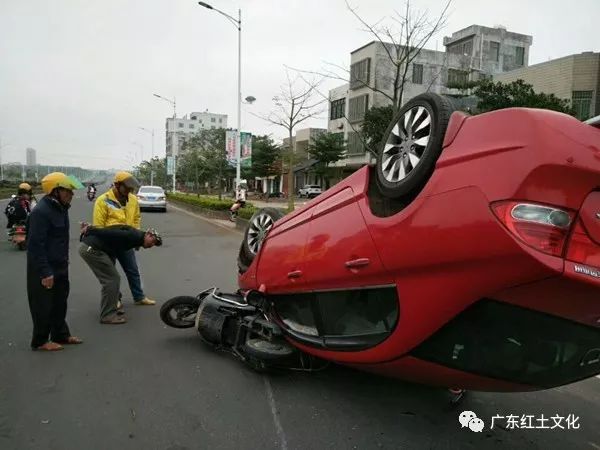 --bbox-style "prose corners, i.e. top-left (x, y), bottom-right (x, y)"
top-left (160, 296), bottom-right (201, 328)
top-left (17, 242), bottom-right (26, 251)
top-left (244, 338), bottom-right (296, 361)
